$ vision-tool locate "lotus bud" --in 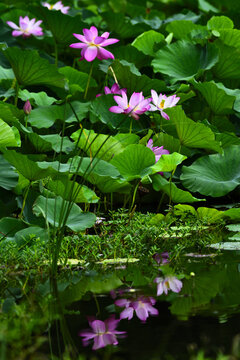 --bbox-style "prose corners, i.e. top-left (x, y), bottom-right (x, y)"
top-left (23, 100), bottom-right (32, 115)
